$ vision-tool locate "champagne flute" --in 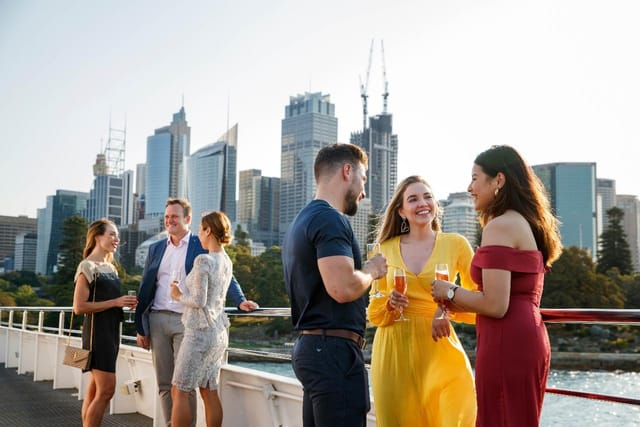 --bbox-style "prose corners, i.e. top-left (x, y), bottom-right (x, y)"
top-left (125, 290), bottom-right (136, 323)
top-left (434, 263), bottom-right (450, 315)
top-left (169, 269), bottom-right (182, 305)
top-left (366, 243), bottom-right (383, 298)
top-left (393, 267), bottom-right (408, 321)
